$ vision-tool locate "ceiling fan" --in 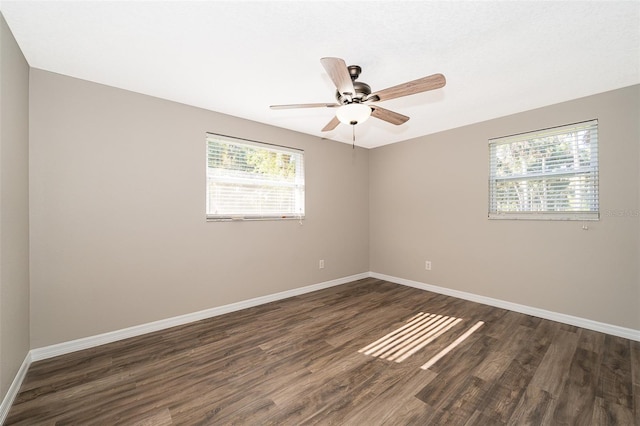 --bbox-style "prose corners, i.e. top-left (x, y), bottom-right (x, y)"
top-left (270, 57), bottom-right (446, 132)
